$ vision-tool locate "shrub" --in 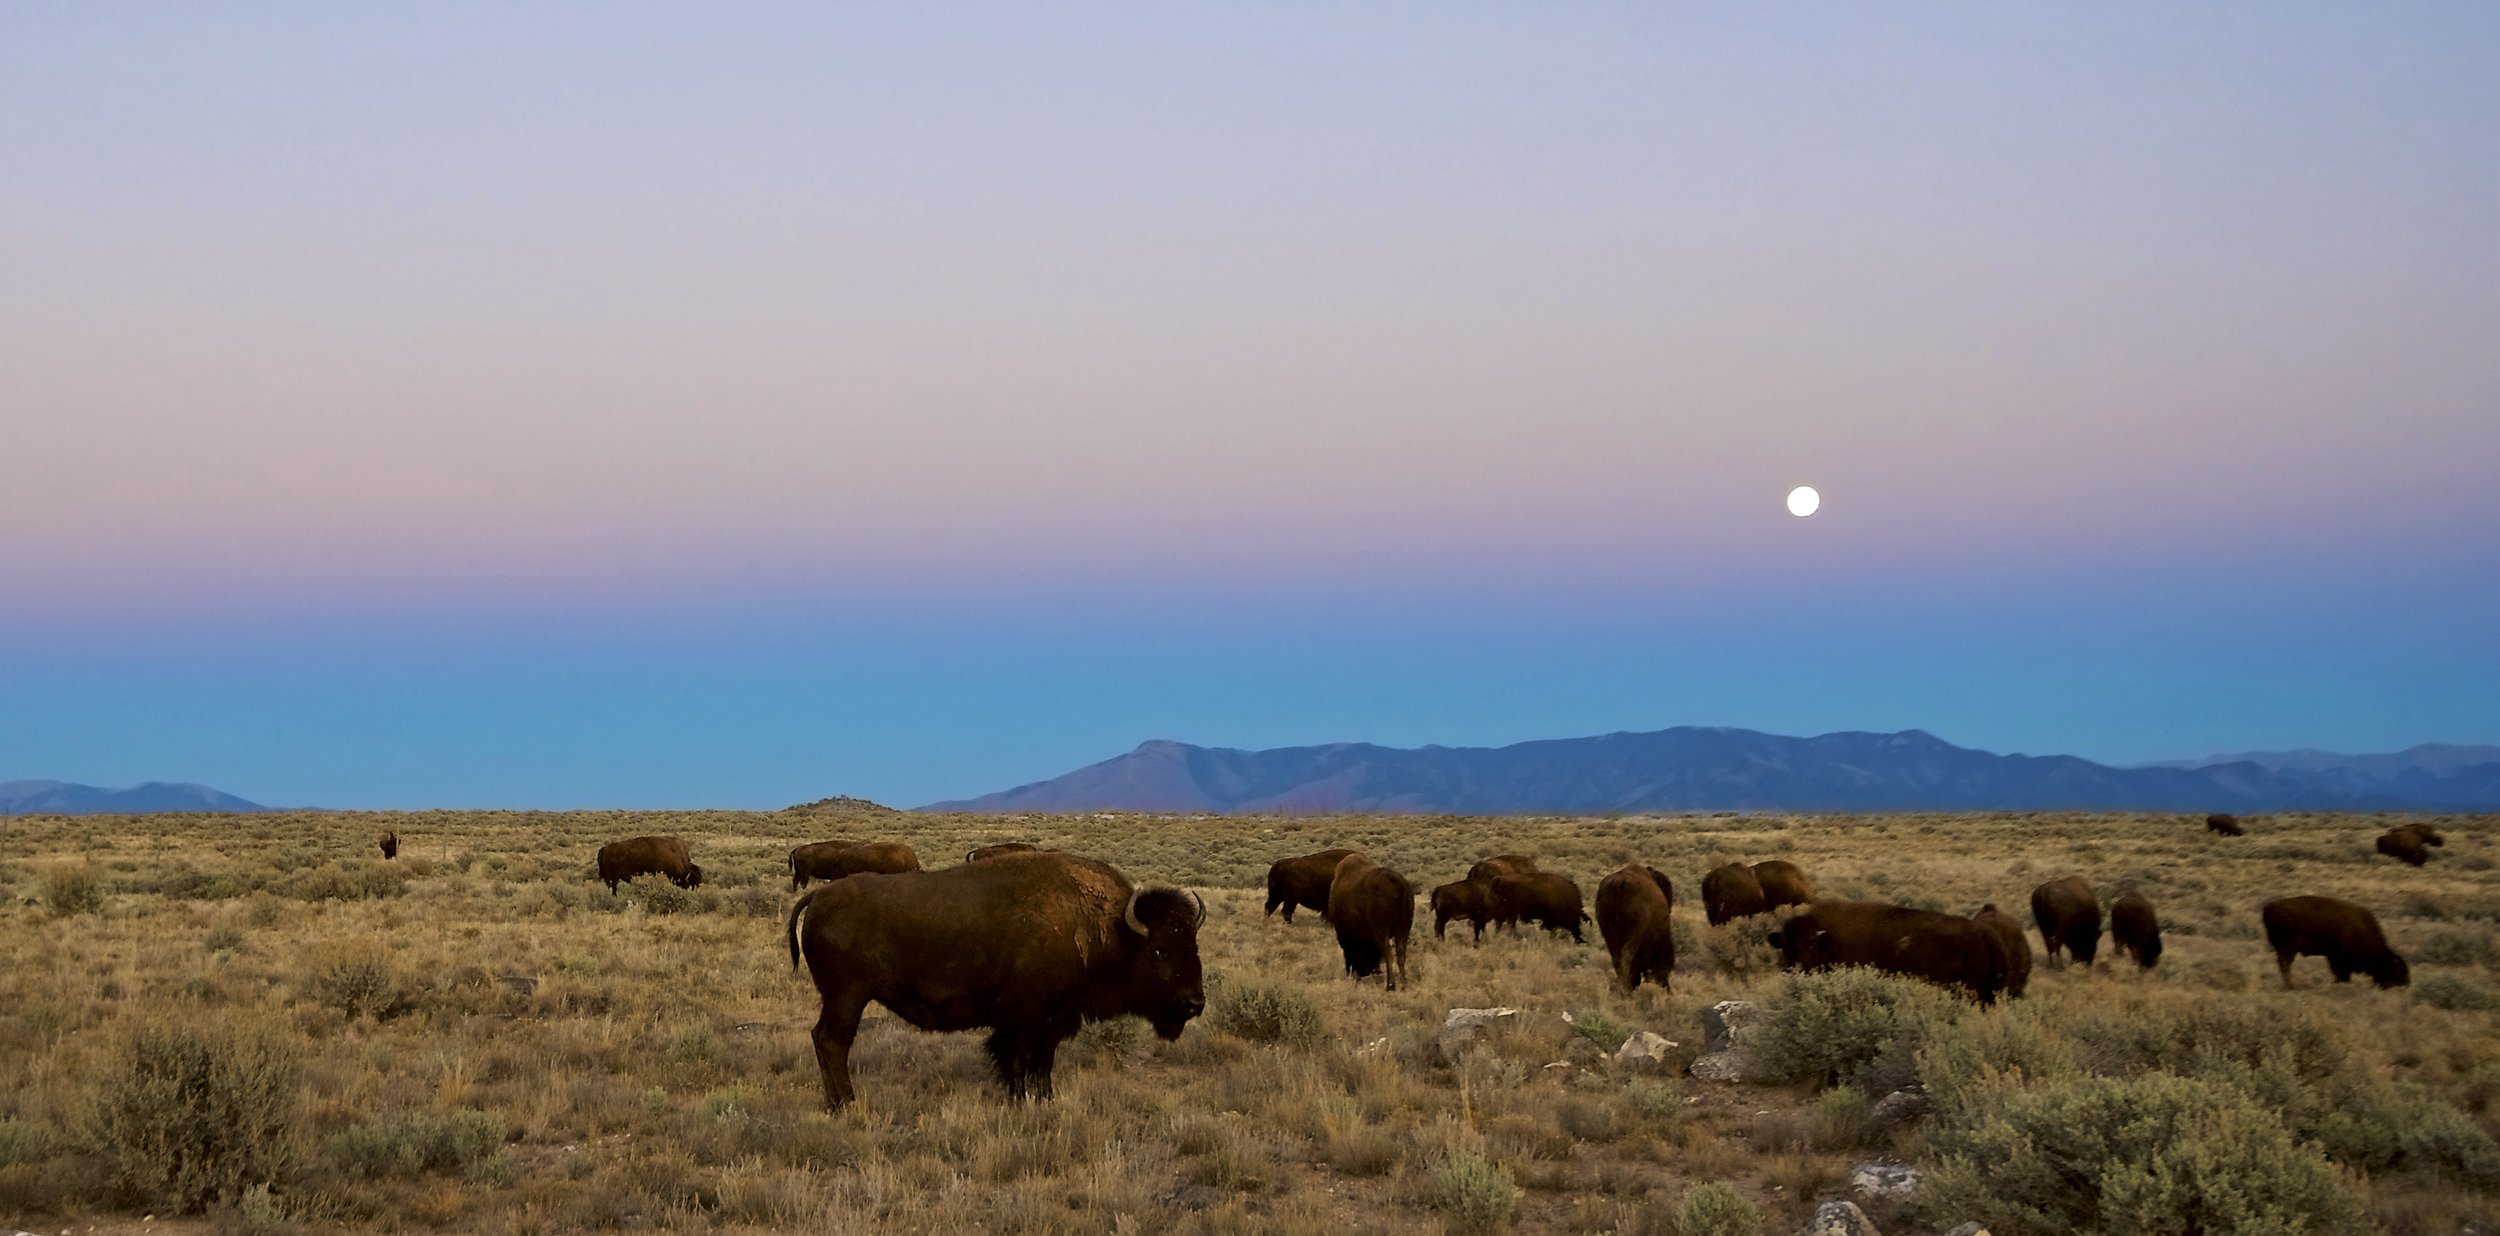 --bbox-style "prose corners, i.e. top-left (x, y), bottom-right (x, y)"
top-left (45, 866), bottom-right (106, 916)
top-left (1675, 1181), bottom-right (1762, 1236)
top-left (2415, 973), bottom-right (2500, 1012)
top-left (0, 1116), bottom-right (48, 1166)
top-left (1808, 1086), bottom-right (1873, 1150)
top-left (1208, 983), bottom-right (1324, 1046)
top-left (1077, 1015), bottom-right (1145, 1059)
top-left (308, 953), bottom-right (401, 1021)
top-left (278, 862), bottom-right (405, 903)
top-left (1566, 1007), bottom-right (1631, 1053)
top-left (1624, 1078), bottom-right (1684, 1119)
top-left (326, 1108), bottom-right (511, 1184)
top-left (1429, 1148), bottom-right (1518, 1232)
top-left (204, 925), bottom-right (247, 954)
top-left (638, 881), bottom-right (689, 915)
top-left (1750, 967), bottom-right (1960, 1092)
top-left (1920, 1073), bottom-right (2370, 1236)
top-left (90, 1018), bottom-right (301, 1213)
top-left (1700, 915), bottom-right (1781, 974)
top-left (2416, 927), bottom-right (2500, 968)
